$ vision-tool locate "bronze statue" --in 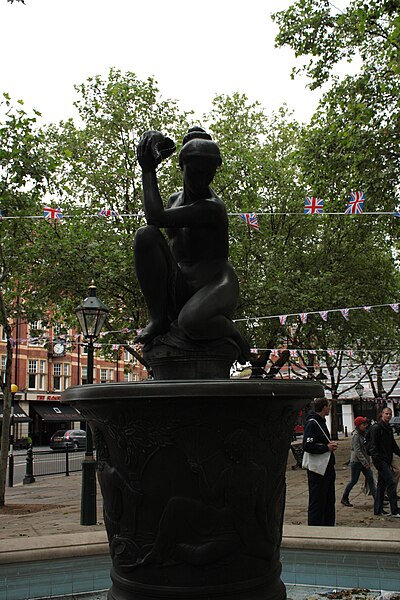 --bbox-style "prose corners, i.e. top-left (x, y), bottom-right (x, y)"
top-left (134, 127), bottom-right (249, 364)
